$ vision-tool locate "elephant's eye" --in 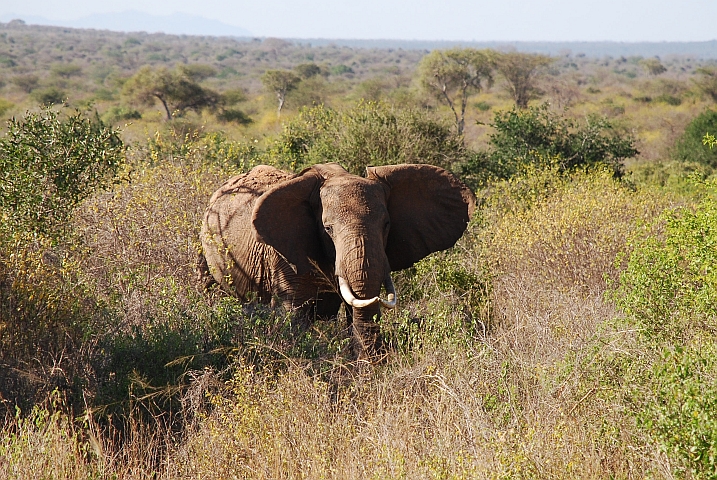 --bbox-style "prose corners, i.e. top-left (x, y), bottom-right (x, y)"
top-left (324, 225), bottom-right (333, 236)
